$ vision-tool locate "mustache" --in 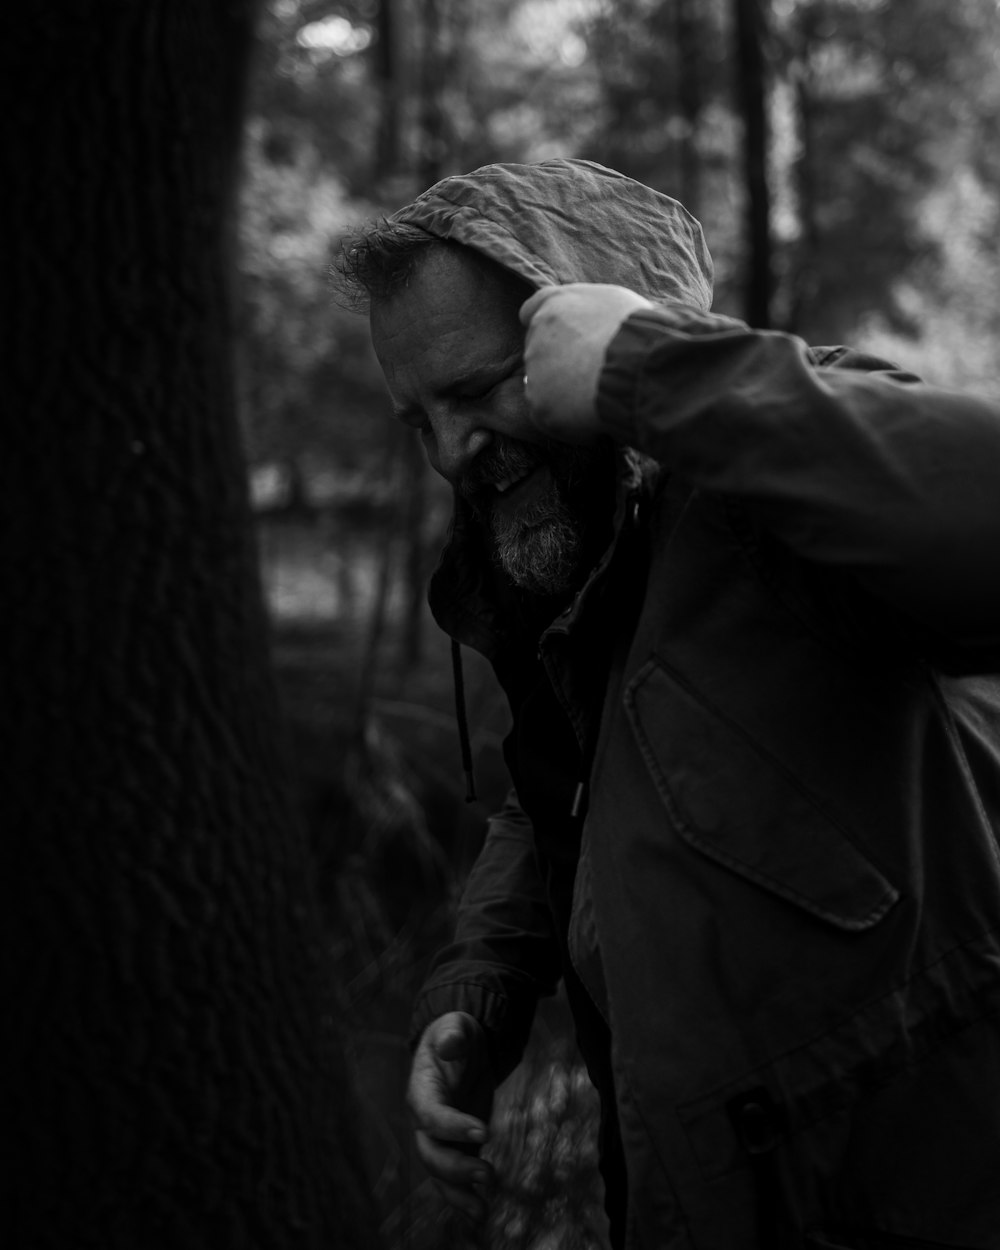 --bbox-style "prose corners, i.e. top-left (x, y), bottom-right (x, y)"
top-left (457, 436), bottom-right (543, 504)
